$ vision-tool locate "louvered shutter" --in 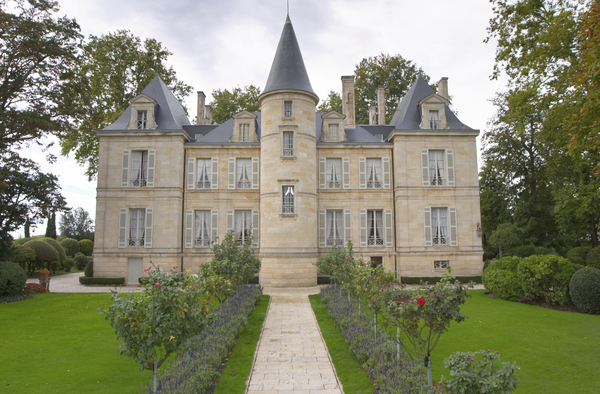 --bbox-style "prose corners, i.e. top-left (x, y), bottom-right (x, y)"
top-left (421, 150), bottom-right (430, 186)
top-left (187, 157), bottom-right (196, 189)
top-left (359, 209), bottom-right (367, 247)
top-left (252, 157), bottom-right (259, 189)
top-left (146, 150), bottom-right (156, 187)
top-left (211, 210), bottom-right (219, 244)
top-left (121, 150), bottom-right (130, 187)
top-left (344, 209), bottom-right (352, 244)
top-left (185, 210), bottom-right (194, 248)
top-left (144, 208), bottom-right (153, 248)
top-left (359, 158), bottom-right (366, 189)
top-left (211, 157), bottom-right (219, 189)
top-left (252, 210), bottom-right (259, 247)
top-left (384, 209), bottom-right (393, 247)
top-left (423, 207), bottom-right (432, 246)
top-left (118, 208), bottom-right (127, 248)
top-left (382, 157), bottom-right (390, 189)
top-left (446, 150), bottom-right (455, 187)
top-left (226, 210), bottom-right (234, 234)
top-left (449, 207), bottom-right (458, 246)
top-left (318, 210), bottom-right (326, 247)
top-left (343, 158), bottom-right (350, 189)
top-left (319, 158), bottom-right (326, 189)
top-left (228, 158), bottom-right (236, 189)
